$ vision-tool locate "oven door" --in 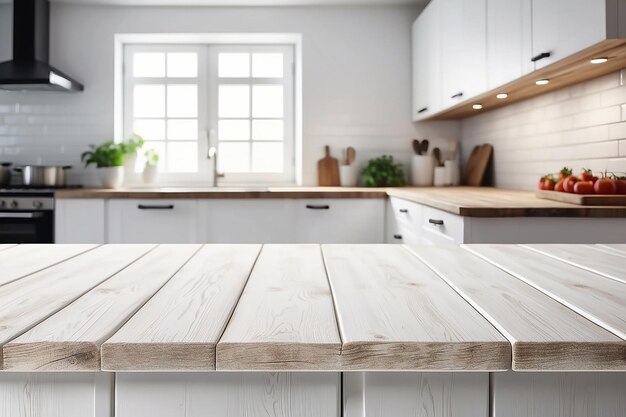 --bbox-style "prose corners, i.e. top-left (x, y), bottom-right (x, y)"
top-left (0, 211), bottom-right (54, 243)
